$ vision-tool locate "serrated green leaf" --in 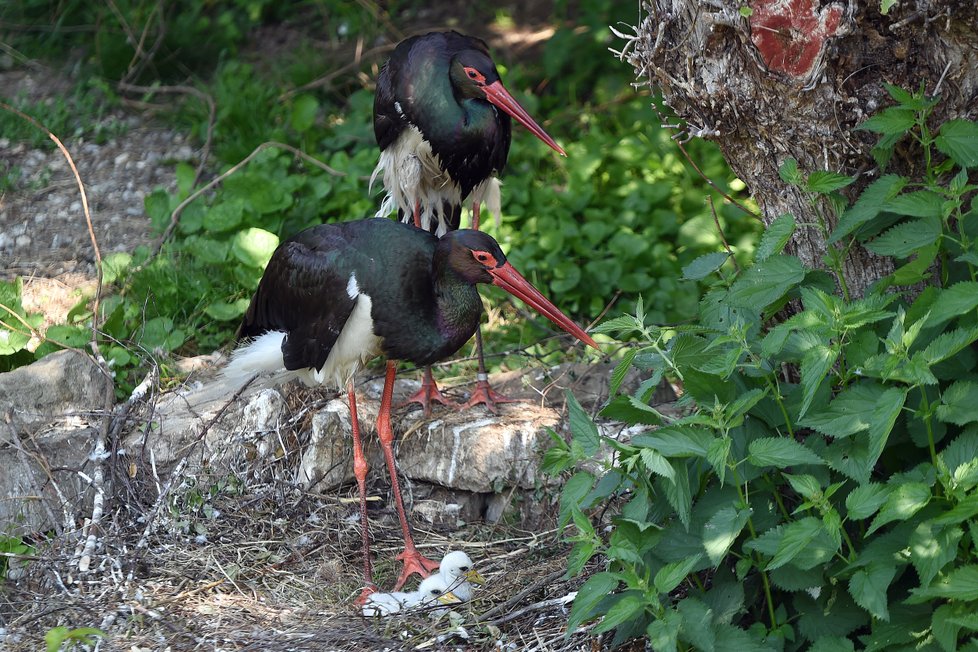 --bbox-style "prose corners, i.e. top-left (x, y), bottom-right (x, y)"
top-left (647, 609), bottom-right (682, 652)
top-left (935, 119), bottom-right (978, 168)
top-left (922, 326), bottom-right (978, 365)
top-left (784, 473), bottom-right (822, 500)
top-left (891, 243), bottom-right (939, 286)
top-left (568, 572), bottom-right (619, 631)
top-left (767, 517), bottom-right (823, 571)
top-left (632, 426), bottom-right (713, 458)
top-left (599, 394), bottom-right (664, 425)
top-left (727, 255), bottom-right (805, 312)
top-left (867, 481), bottom-right (931, 535)
top-left (779, 157), bottom-right (802, 185)
top-left (868, 387), bottom-right (907, 468)
top-left (770, 565), bottom-right (823, 592)
top-left (884, 190), bottom-right (944, 218)
top-left (858, 107), bottom-right (915, 135)
top-left (806, 170), bottom-right (855, 194)
top-left (810, 636), bottom-right (855, 652)
top-left (682, 252), bottom-right (730, 280)
top-left (559, 471), bottom-right (594, 529)
top-left (203, 200), bottom-right (245, 232)
top-left (231, 228), bottom-right (279, 268)
top-left (748, 437), bottom-right (825, 469)
top-left (879, 0), bottom-right (898, 15)
top-left (654, 554), bottom-right (702, 594)
top-left (639, 448), bottom-right (676, 482)
top-left (845, 483), bottom-right (890, 520)
top-left (702, 506), bottom-right (751, 566)
top-left (829, 174), bottom-right (908, 244)
top-left (865, 216), bottom-right (942, 257)
top-left (677, 598), bottom-right (717, 652)
top-left (848, 564), bottom-right (895, 621)
top-left (799, 382), bottom-right (884, 438)
top-left (593, 592), bottom-right (648, 634)
top-left (567, 391), bottom-right (600, 456)
top-left (756, 213), bottom-right (795, 262)
top-left (566, 540), bottom-right (597, 577)
top-left (937, 381), bottom-right (978, 426)
top-left (910, 522), bottom-right (963, 587)
top-left (909, 565), bottom-right (978, 601)
top-left (660, 466), bottom-right (692, 528)
top-left (609, 348), bottom-right (637, 395)
top-left (925, 281), bottom-right (978, 327)
top-left (799, 344), bottom-right (838, 418)
top-left (707, 436), bottom-right (731, 485)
